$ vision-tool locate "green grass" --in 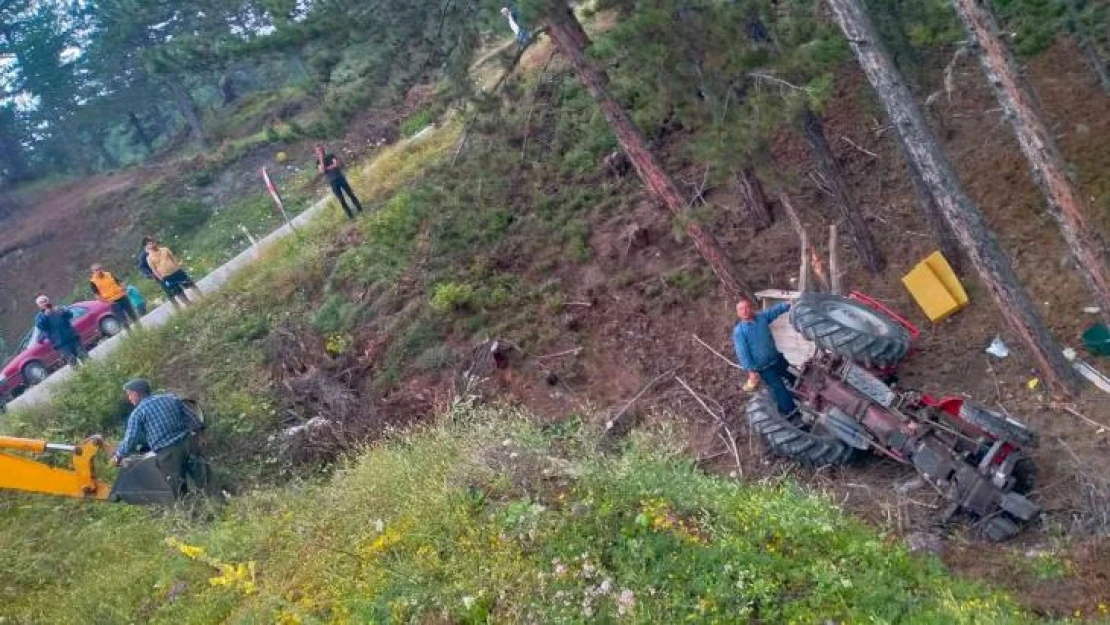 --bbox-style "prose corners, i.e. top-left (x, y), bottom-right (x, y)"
top-left (400, 106), bottom-right (439, 137)
top-left (0, 405), bottom-right (1033, 624)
